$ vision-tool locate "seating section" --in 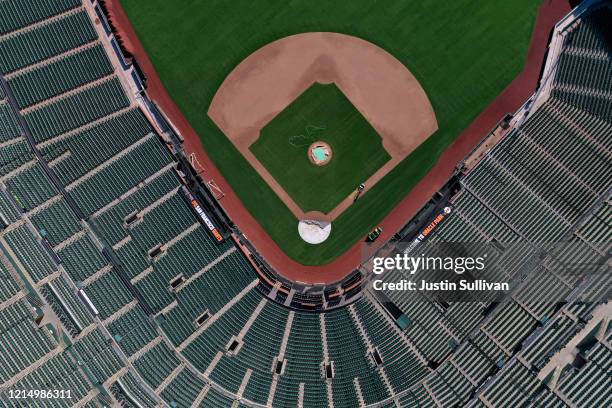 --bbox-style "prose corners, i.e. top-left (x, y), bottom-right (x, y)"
top-left (481, 362), bottom-right (548, 406)
top-left (565, 6), bottom-right (611, 55)
top-left (161, 368), bottom-right (207, 408)
top-left (199, 387), bottom-right (235, 408)
top-left (110, 370), bottom-right (160, 407)
top-left (273, 312), bottom-right (326, 408)
top-left (57, 234), bottom-right (108, 283)
top-left (0, 348), bottom-right (96, 408)
top-left (481, 301), bottom-right (537, 353)
top-left (0, 190), bottom-right (22, 226)
top-left (0, 11), bottom-right (97, 75)
top-left (511, 266), bottom-right (572, 320)
top-left (155, 225), bottom-right (233, 278)
top-left (550, 6), bottom-right (612, 122)
top-left (398, 384), bottom-right (437, 407)
top-left (4, 224), bottom-right (57, 283)
top-left (519, 316), bottom-right (577, 369)
top-left (71, 327), bottom-right (125, 384)
top-left (30, 198), bottom-right (82, 247)
top-left (84, 269), bottom-right (134, 320)
top-left (40, 275), bottom-right (94, 336)
top-left (83, 395), bottom-right (115, 408)
top-left (355, 298), bottom-right (429, 392)
top-left (555, 52), bottom-right (612, 92)
top-left (183, 289), bottom-right (262, 373)
top-left (552, 88), bottom-right (612, 124)
top-left (107, 305), bottom-right (158, 358)
top-left (0, 300), bottom-right (56, 383)
top-left (325, 306), bottom-right (390, 407)
top-left (8, 43), bottom-right (113, 109)
top-left (115, 193), bottom-right (201, 280)
top-left (92, 167), bottom-right (179, 243)
top-left (0, 0), bottom-right (81, 36)
top-left (24, 77), bottom-right (130, 143)
top-left (0, 139), bottom-right (31, 176)
top-left (42, 107), bottom-right (154, 185)
top-left (210, 300), bottom-right (289, 402)
top-left (68, 135), bottom-right (173, 216)
top-left (134, 341), bottom-right (181, 390)
top-left (0, 102), bottom-right (21, 142)
top-left (0, 262), bottom-right (20, 303)
top-left (424, 361), bottom-right (472, 406)
top-left (5, 162), bottom-right (58, 210)
top-left (154, 250), bottom-right (255, 329)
